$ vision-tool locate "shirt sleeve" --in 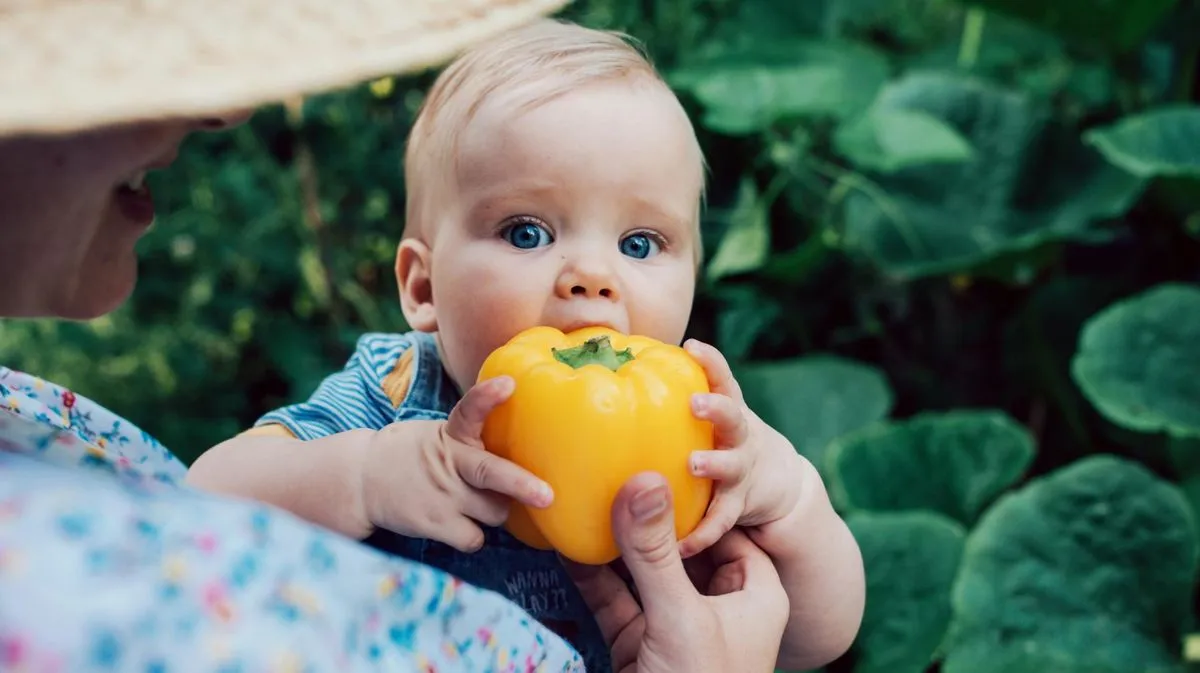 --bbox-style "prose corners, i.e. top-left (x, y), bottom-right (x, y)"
top-left (0, 451), bottom-right (586, 673)
top-left (254, 333), bottom-right (415, 440)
